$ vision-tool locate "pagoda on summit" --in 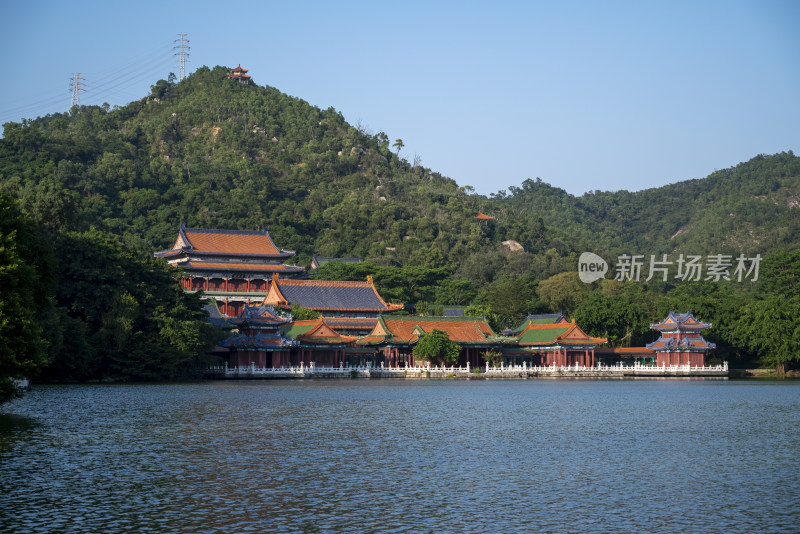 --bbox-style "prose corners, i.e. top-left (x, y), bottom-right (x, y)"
top-left (646, 311), bottom-right (716, 367)
top-left (154, 223), bottom-right (304, 317)
top-left (227, 64), bottom-right (251, 84)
